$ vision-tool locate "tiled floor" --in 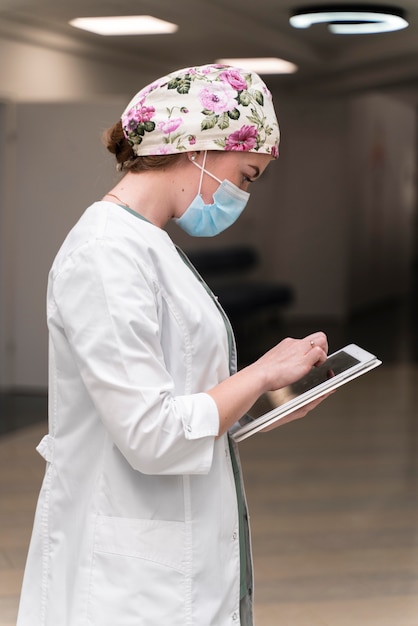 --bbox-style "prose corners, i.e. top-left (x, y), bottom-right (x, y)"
top-left (0, 423), bottom-right (45, 626)
top-left (241, 362), bottom-right (418, 625)
top-left (1, 283), bottom-right (417, 625)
